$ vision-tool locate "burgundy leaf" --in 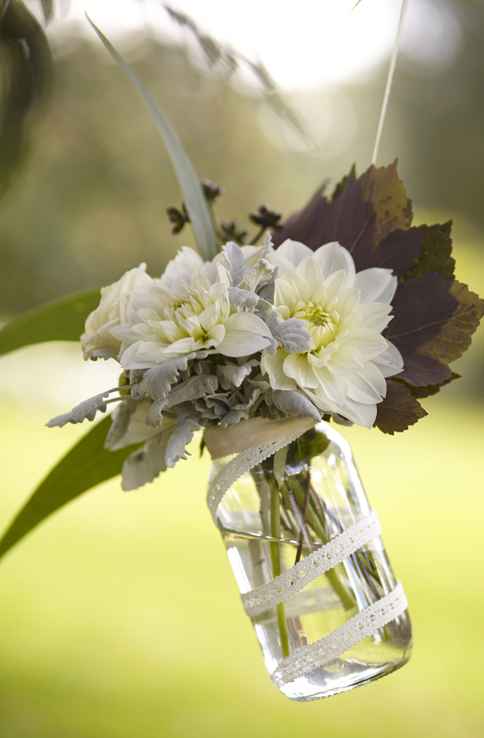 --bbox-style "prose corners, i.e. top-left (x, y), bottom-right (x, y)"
top-left (398, 354), bottom-right (453, 388)
top-left (355, 227), bottom-right (422, 276)
top-left (375, 380), bottom-right (427, 434)
top-left (273, 162), bottom-right (413, 275)
top-left (403, 222), bottom-right (455, 281)
top-left (409, 372), bottom-right (460, 399)
top-left (385, 273), bottom-right (458, 357)
top-left (420, 280), bottom-right (484, 365)
top-left (359, 161), bottom-right (412, 245)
